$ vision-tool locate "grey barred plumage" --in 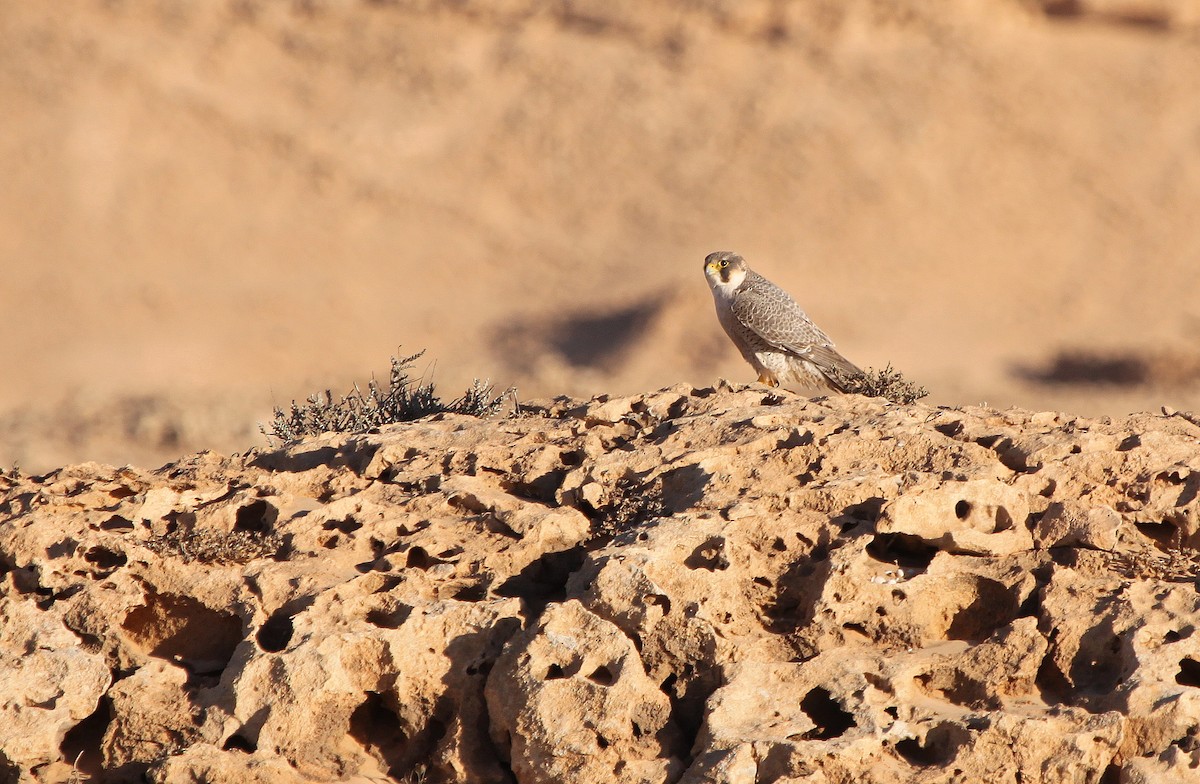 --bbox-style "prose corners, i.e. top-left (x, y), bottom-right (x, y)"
top-left (703, 251), bottom-right (864, 392)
